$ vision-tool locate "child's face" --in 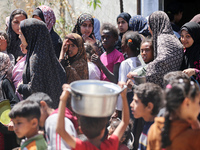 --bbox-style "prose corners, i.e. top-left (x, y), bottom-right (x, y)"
top-left (12, 117), bottom-right (35, 138)
top-left (11, 14), bottom-right (26, 35)
top-left (181, 30), bottom-right (194, 48)
top-left (80, 20), bottom-right (93, 37)
top-left (66, 39), bottom-right (79, 57)
top-left (0, 36), bottom-right (7, 51)
top-left (117, 18), bottom-right (128, 34)
top-left (101, 30), bottom-right (116, 50)
top-left (140, 42), bottom-right (154, 63)
top-left (130, 94), bottom-right (148, 119)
